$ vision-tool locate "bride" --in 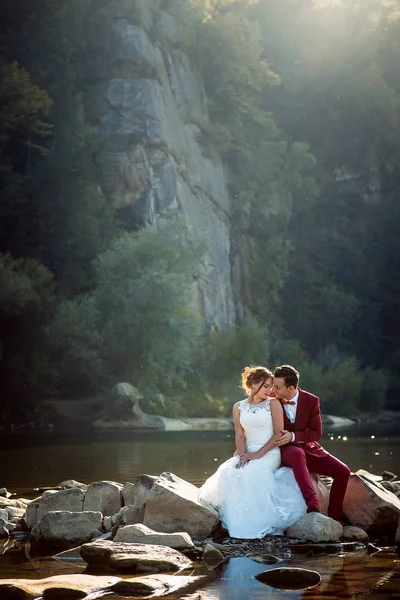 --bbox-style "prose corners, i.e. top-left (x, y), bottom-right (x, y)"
top-left (199, 366), bottom-right (306, 538)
